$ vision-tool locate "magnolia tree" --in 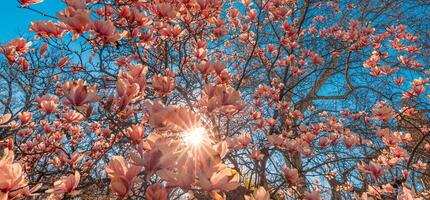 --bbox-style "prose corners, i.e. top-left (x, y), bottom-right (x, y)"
top-left (0, 0), bottom-right (430, 199)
